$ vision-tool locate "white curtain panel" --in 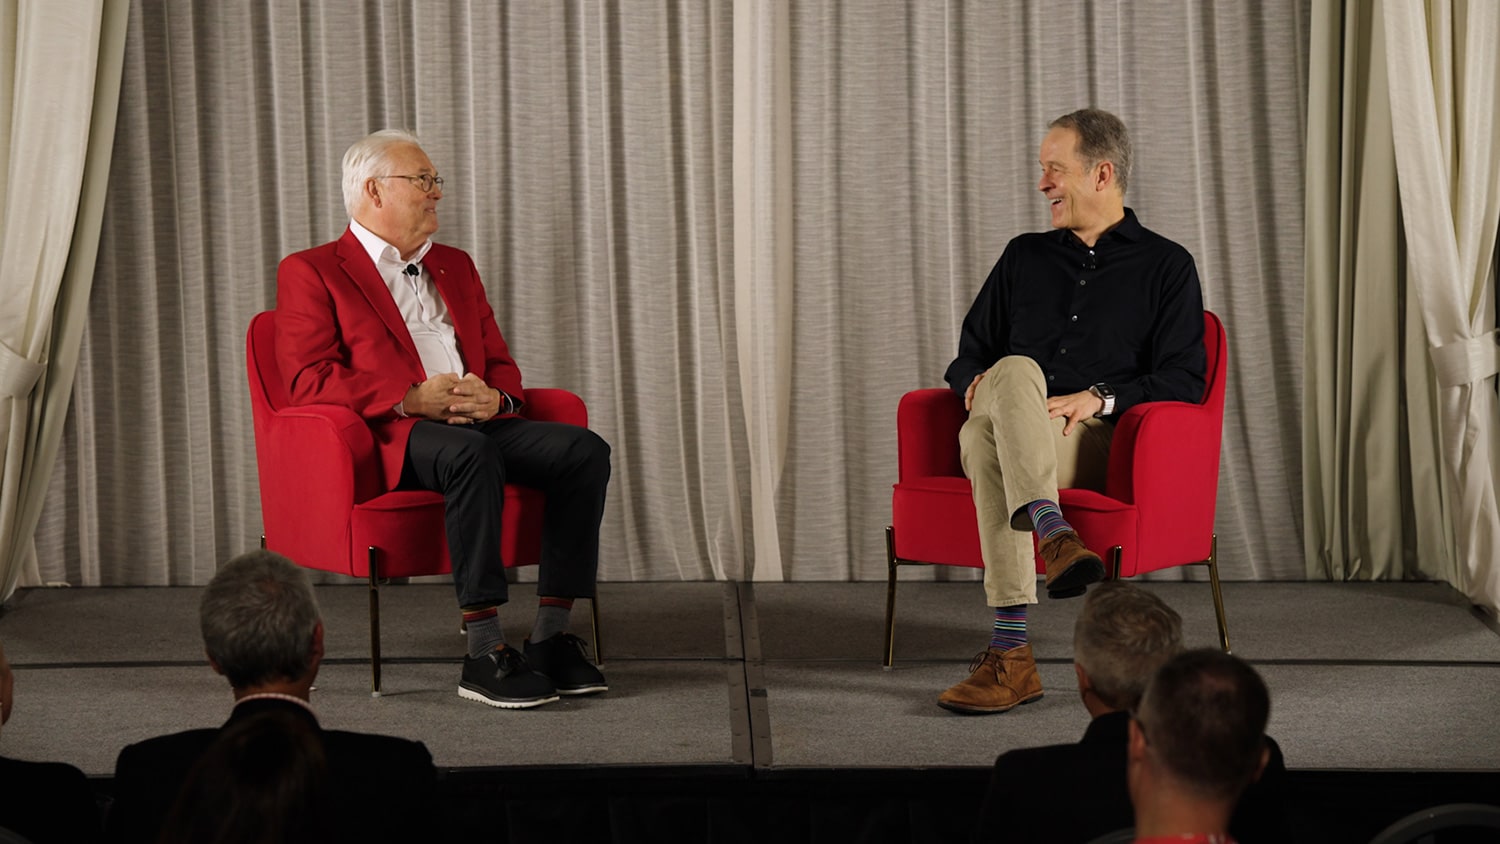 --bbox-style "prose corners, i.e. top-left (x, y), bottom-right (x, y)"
top-left (1383, 0), bottom-right (1500, 610)
top-left (0, 1), bottom-right (124, 599)
top-left (36, 1), bottom-right (1310, 587)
